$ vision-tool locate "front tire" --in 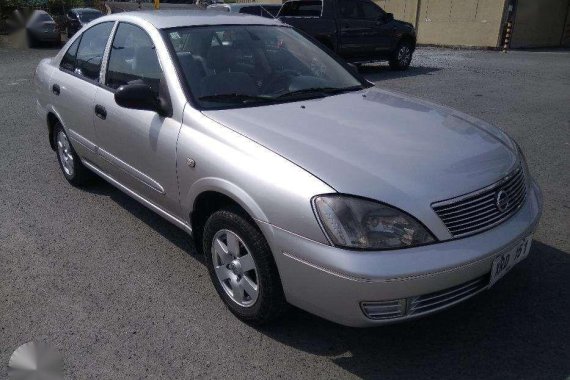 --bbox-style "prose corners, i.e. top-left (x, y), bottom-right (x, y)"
top-left (389, 40), bottom-right (413, 71)
top-left (203, 209), bottom-right (287, 325)
top-left (53, 122), bottom-right (93, 186)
